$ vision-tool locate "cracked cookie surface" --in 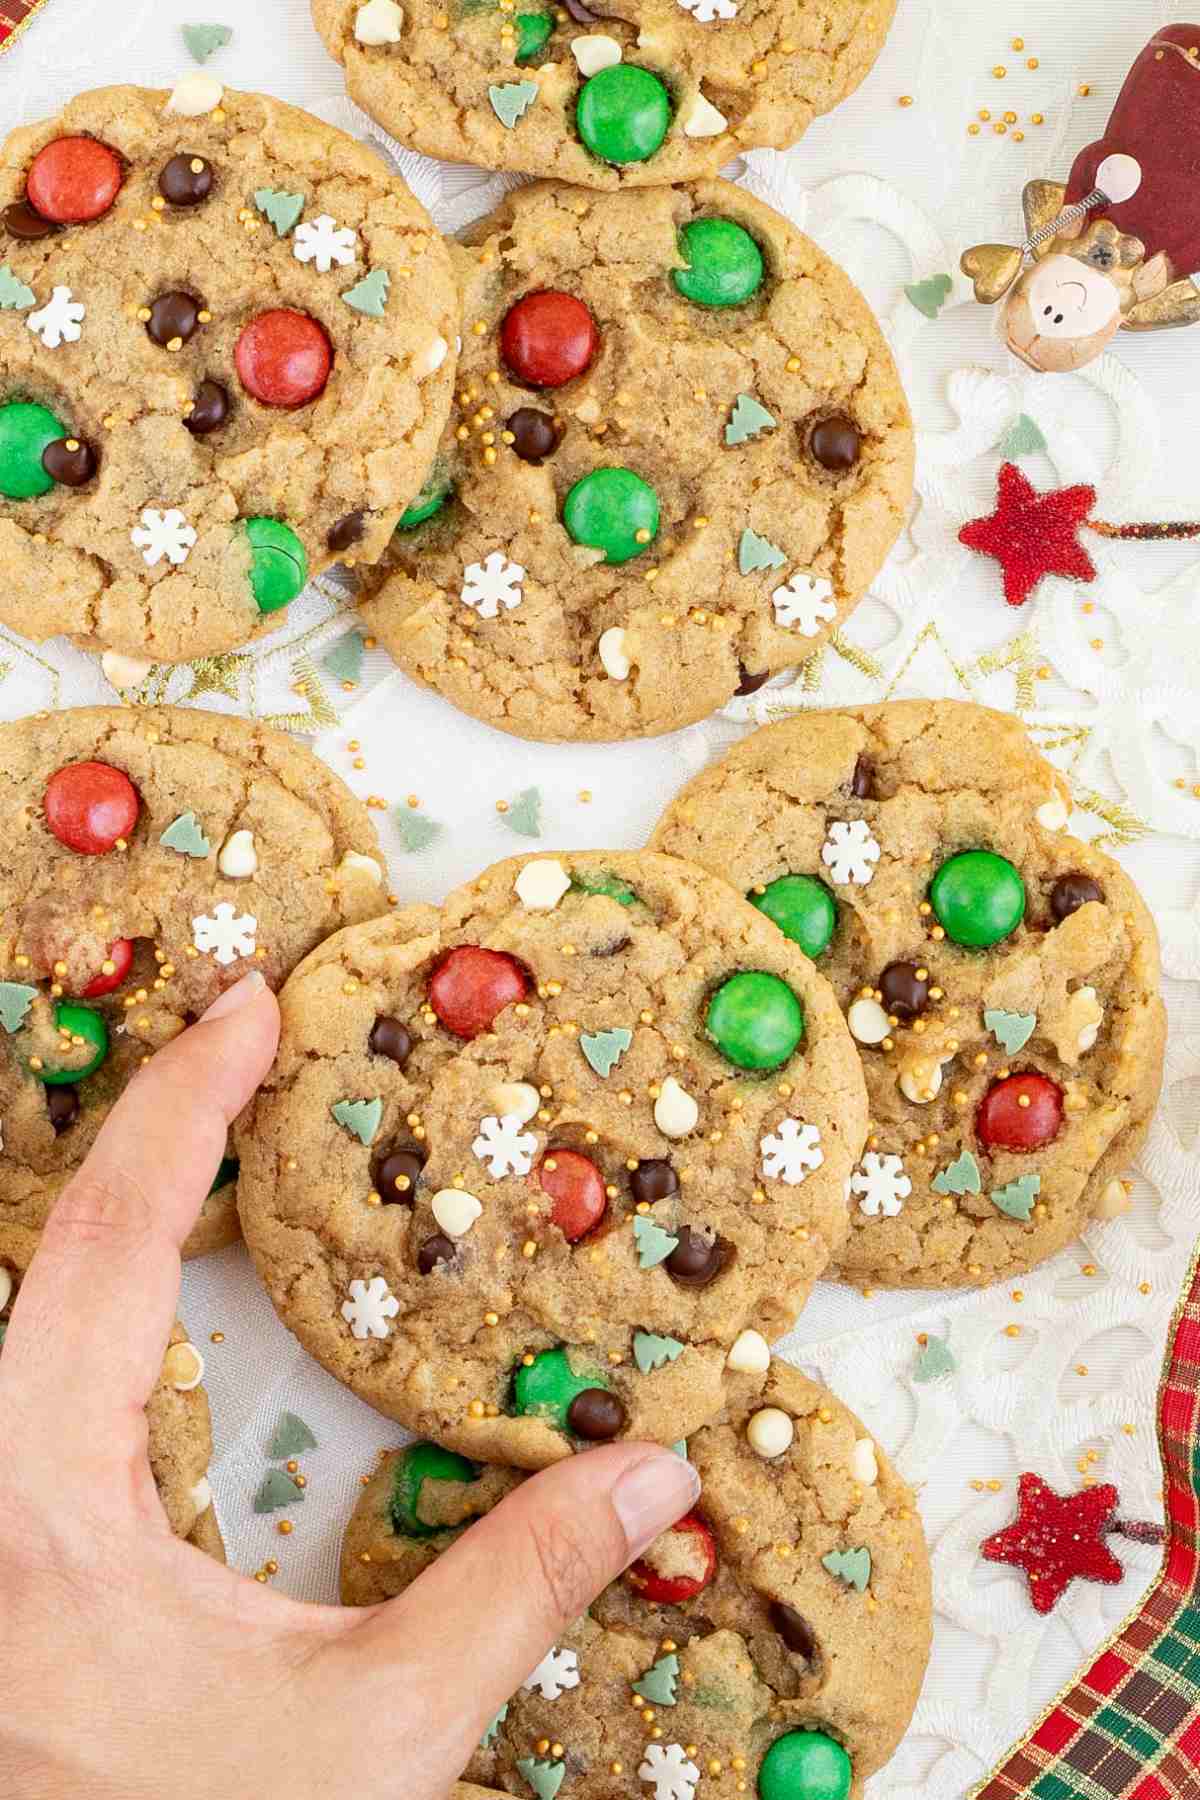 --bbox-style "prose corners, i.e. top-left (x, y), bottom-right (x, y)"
top-left (356, 180), bottom-right (912, 742)
top-left (0, 706), bottom-right (387, 1258)
top-left (652, 701), bottom-right (1166, 1289)
top-left (0, 84), bottom-right (457, 663)
top-left (342, 1360), bottom-right (930, 1796)
top-left (314, 0), bottom-right (896, 188)
top-left (236, 851), bottom-right (867, 1467)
